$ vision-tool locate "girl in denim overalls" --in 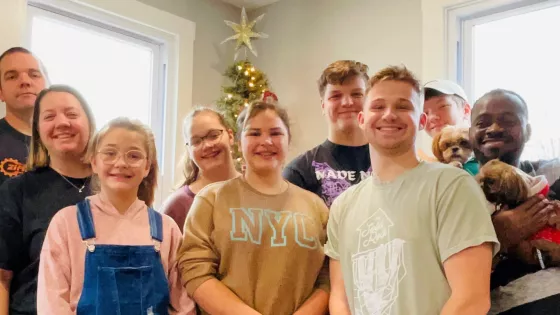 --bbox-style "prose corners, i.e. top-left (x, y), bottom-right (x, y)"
top-left (37, 117), bottom-right (196, 315)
